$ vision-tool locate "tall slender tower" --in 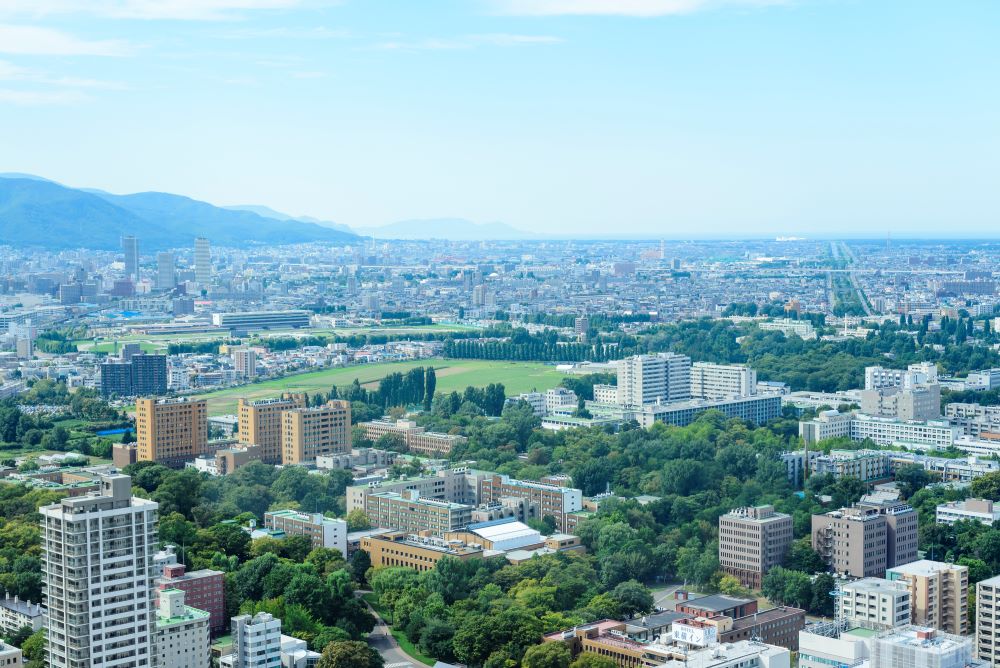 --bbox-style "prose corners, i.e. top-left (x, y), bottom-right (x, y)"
top-left (156, 252), bottom-right (176, 291)
top-left (194, 237), bottom-right (211, 285)
top-left (41, 474), bottom-right (158, 668)
top-left (122, 235), bottom-right (139, 279)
